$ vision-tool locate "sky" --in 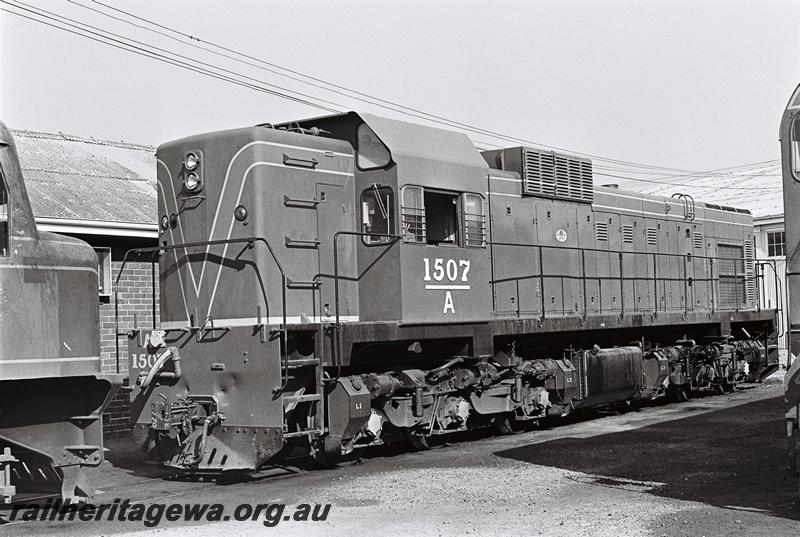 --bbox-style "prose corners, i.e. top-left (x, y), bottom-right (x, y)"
top-left (1, 0), bottom-right (798, 186)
